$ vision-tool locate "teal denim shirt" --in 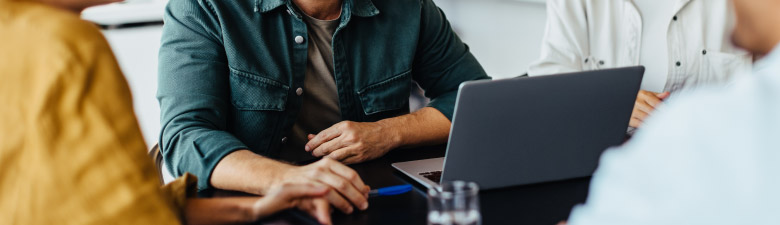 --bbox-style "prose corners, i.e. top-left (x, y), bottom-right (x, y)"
top-left (158, 0), bottom-right (490, 190)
